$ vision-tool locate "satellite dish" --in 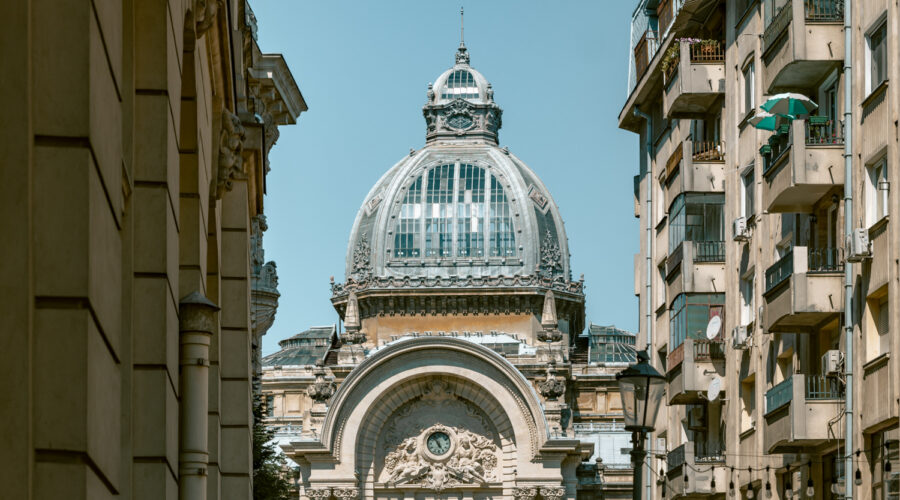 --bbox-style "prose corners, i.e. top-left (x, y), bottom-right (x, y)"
top-left (707, 376), bottom-right (722, 401)
top-left (706, 316), bottom-right (722, 340)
